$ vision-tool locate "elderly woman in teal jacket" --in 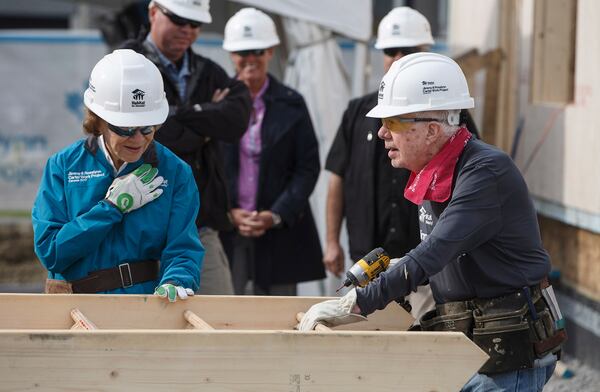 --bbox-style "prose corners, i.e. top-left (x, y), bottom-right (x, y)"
top-left (32, 49), bottom-right (203, 301)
